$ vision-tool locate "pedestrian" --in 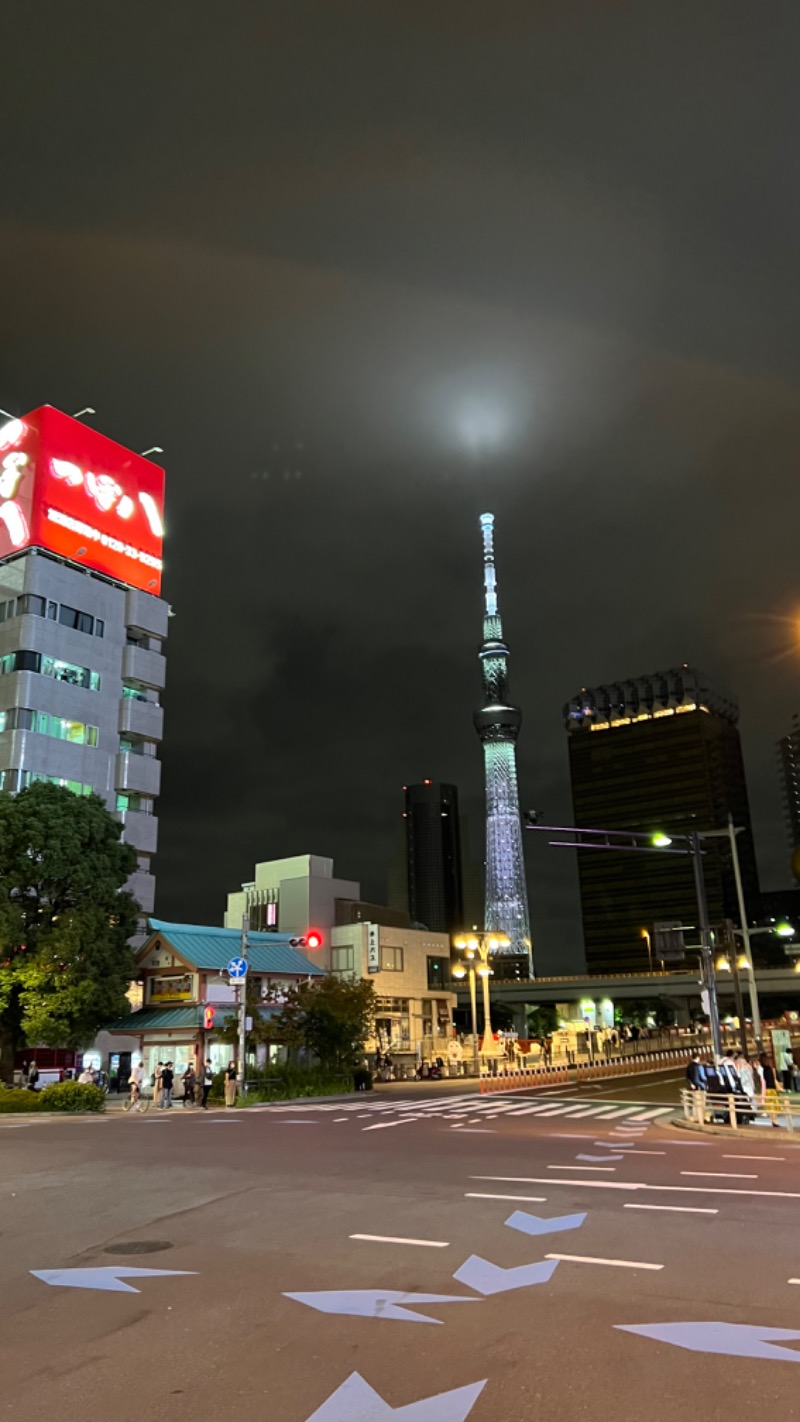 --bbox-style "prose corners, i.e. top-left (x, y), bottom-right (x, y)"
top-left (759, 1052), bottom-right (781, 1127)
top-left (780, 1046), bottom-right (795, 1092)
top-left (128, 1060), bottom-right (144, 1111)
top-left (27, 1062), bottom-right (39, 1091)
top-left (224, 1060), bottom-right (237, 1107)
top-left (733, 1051), bottom-right (757, 1117)
top-left (153, 1062), bottom-right (164, 1108)
top-left (686, 1053), bottom-right (706, 1091)
top-left (201, 1059), bottom-right (213, 1109)
top-left (182, 1064), bottom-right (195, 1106)
top-left (78, 1064), bottom-right (95, 1085)
top-left (162, 1061), bottom-right (174, 1108)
